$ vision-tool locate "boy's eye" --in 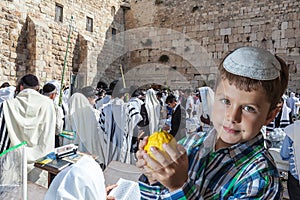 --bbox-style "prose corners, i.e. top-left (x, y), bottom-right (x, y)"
top-left (242, 105), bottom-right (256, 113)
top-left (220, 98), bottom-right (230, 105)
